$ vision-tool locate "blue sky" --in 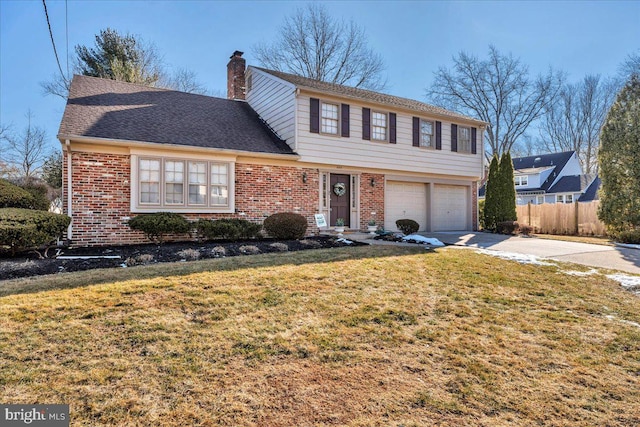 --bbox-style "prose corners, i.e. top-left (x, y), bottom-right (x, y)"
top-left (1, 0), bottom-right (638, 153)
